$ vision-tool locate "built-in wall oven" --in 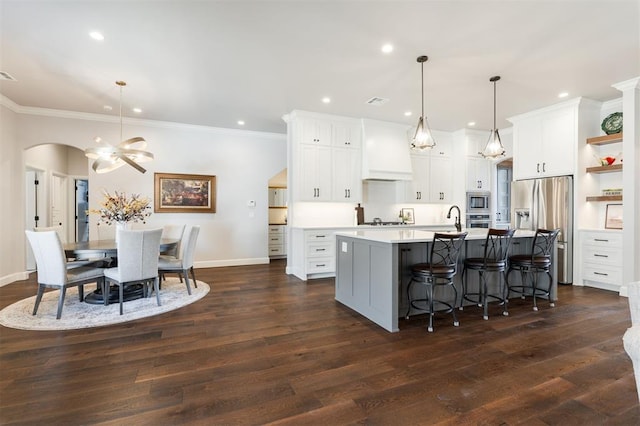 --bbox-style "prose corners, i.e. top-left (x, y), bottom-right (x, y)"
top-left (466, 214), bottom-right (491, 228)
